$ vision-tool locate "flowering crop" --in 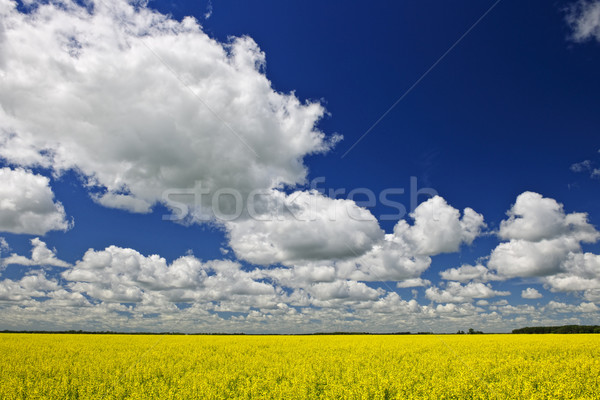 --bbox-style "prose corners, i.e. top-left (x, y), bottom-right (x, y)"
top-left (1, 333), bottom-right (599, 399)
